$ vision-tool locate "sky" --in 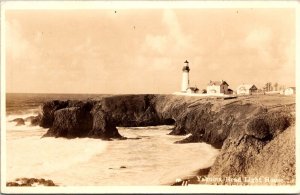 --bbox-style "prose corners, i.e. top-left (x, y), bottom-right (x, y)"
top-left (5, 8), bottom-right (296, 94)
